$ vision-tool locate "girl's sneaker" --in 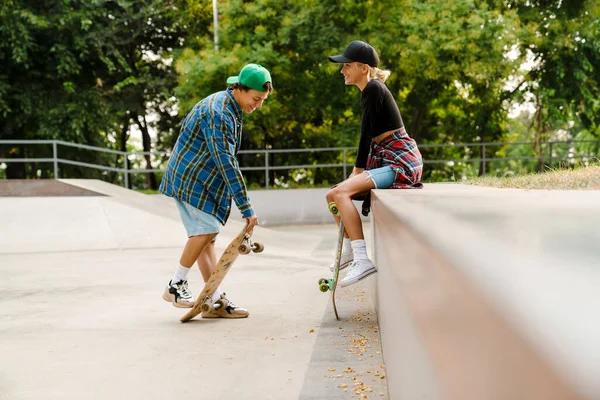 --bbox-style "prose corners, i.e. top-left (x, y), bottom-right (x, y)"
top-left (339, 259), bottom-right (377, 287)
top-left (329, 252), bottom-right (354, 272)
